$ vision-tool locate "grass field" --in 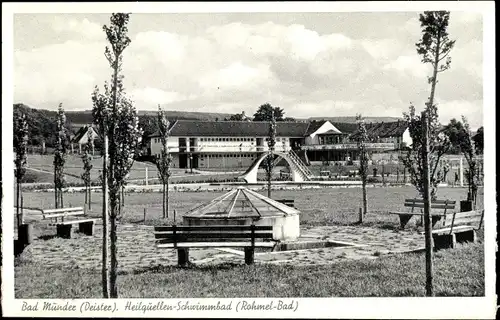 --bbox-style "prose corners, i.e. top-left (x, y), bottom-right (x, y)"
top-left (14, 185), bottom-right (485, 298)
top-left (15, 242), bottom-right (484, 298)
top-left (19, 186), bottom-right (483, 229)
